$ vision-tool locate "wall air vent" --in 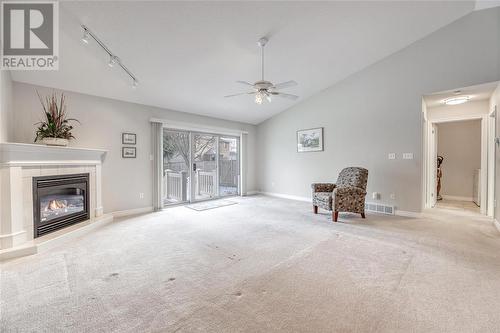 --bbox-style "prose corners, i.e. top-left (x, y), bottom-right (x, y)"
top-left (365, 202), bottom-right (395, 215)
